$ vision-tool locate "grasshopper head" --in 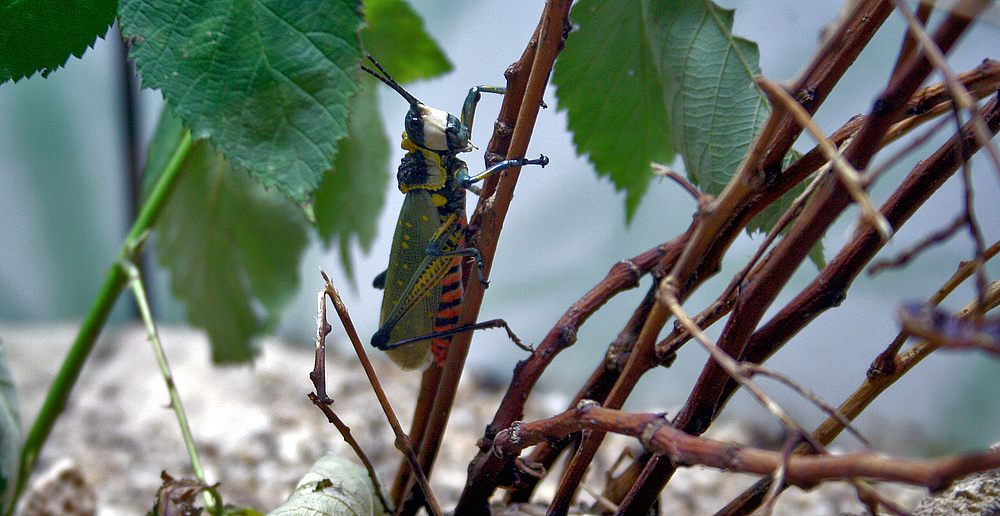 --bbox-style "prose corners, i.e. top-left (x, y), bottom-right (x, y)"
top-left (405, 104), bottom-right (473, 155)
top-left (361, 53), bottom-right (475, 155)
